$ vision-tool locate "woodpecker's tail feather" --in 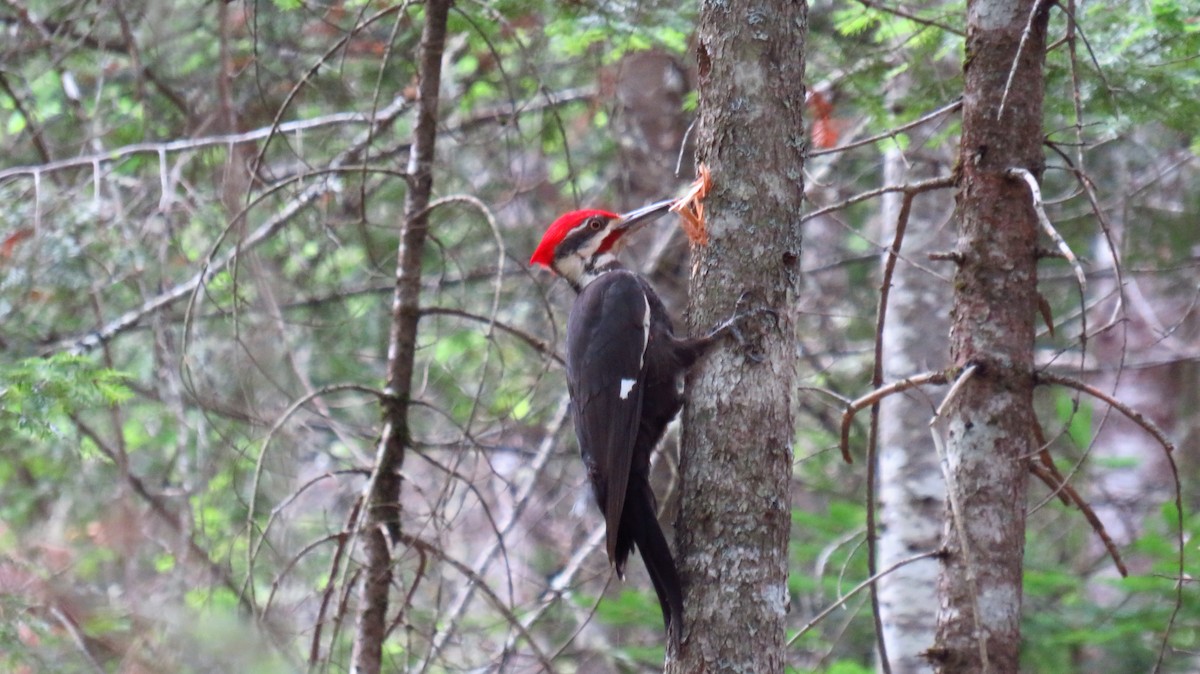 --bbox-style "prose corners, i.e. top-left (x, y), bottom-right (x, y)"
top-left (615, 476), bottom-right (684, 642)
